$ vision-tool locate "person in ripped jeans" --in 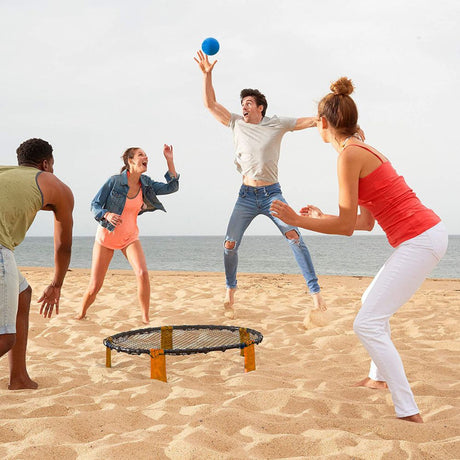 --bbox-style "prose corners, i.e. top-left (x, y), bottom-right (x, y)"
top-left (194, 50), bottom-right (326, 320)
